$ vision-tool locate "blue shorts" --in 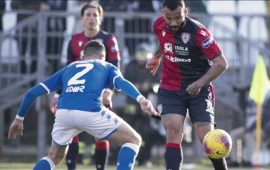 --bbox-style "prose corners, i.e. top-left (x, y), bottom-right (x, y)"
top-left (157, 84), bottom-right (215, 124)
